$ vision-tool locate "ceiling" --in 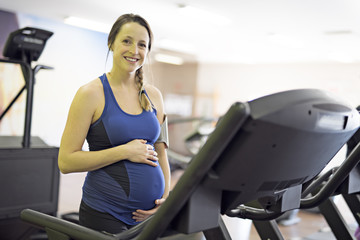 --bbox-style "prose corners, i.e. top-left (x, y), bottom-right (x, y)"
top-left (1, 0), bottom-right (360, 64)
